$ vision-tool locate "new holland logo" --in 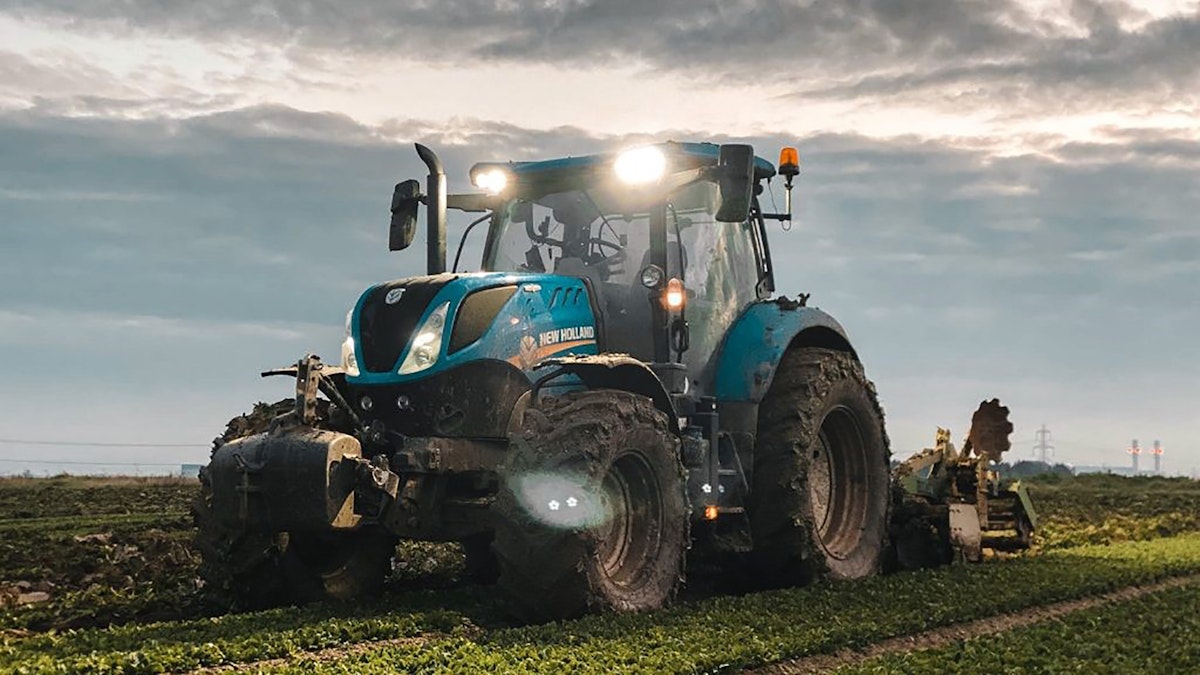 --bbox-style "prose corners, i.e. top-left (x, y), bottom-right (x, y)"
top-left (517, 335), bottom-right (538, 369)
top-left (384, 287), bottom-right (406, 305)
